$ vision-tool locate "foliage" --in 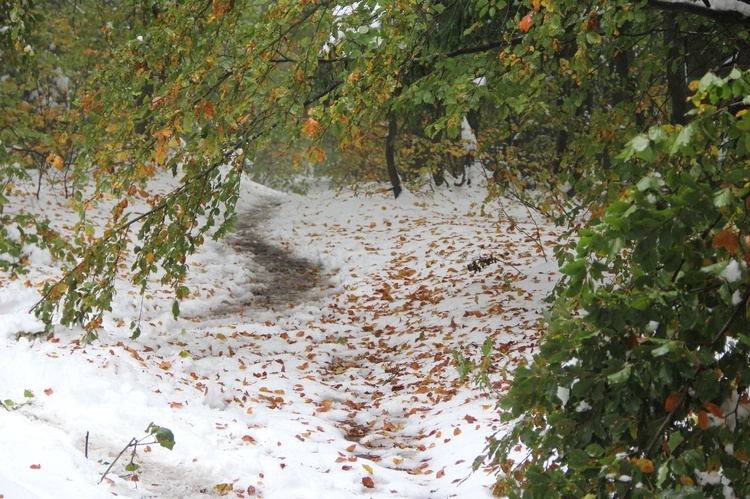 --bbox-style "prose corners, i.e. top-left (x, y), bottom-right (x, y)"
top-left (1, 388), bottom-right (35, 411)
top-left (487, 69), bottom-right (750, 497)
